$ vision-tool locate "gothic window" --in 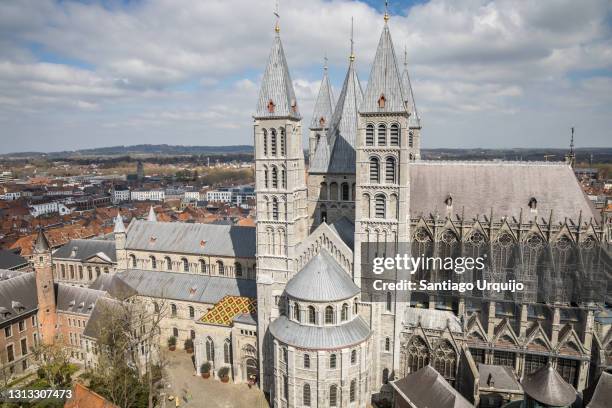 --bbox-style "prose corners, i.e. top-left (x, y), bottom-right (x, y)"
top-left (377, 123), bottom-right (387, 145)
top-left (235, 262), bottom-right (242, 277)
top-left (304, 354), bottom-right (310, 369)
top-left (303, 384), bottom-right (311, 406)
top-left (325, 306), bottom-right (334, 324)
top-left (283, 375), bottom-right (288, 399)
top-left (406, 336), bottom-right (429, 373)
top-left (206, 337), bottom-right (214, 362)
top-left (189, 306), bottom-right (195, 318)
top-left (385, 291), bottom-right (392, 311)
top-left (308, 306), bottom-right (316, 324)
top-left (557, 358), bottom-right (579, 387)
top-left (350, 379), bottom-right (356, 402)
top-left (493, 350), bottom-right (515, 368)
top-left (390, 123), bottom-right (399, 146)
top-left (375, 194), bottom-right (386, 218)
top-left (469, 348), bottom-right (485, 364)
top-left (528, 197), bottom-right (537, 210)
top-left (271, 166), bottom-right (278, 188)
top-left (199, 259), bottom-right (207, 273)
top-left (408, 131), bottom-right (414, 147)
top-left (271, 129), bottom-right (277, 155)
top-left (330, 354), bottom-right (337, 369)
top-left (524, 354), bottom-right (547, 375)
top-left (272, 198), bottom-right (279, 220)
top-left (320, 204), bottom-right (327, 223)
top-left (329, 384), bottom-right (338, 406)
top-left (224, 339), bottom-right (231, 364)
top-left (341, 303), bottom-right (349, 321)
top-left (366, 124), bottom-right (374, 146)
top-left (385, 337), bottom-right (391, 351)
top-left (263, 129), bottom-right (268, 156)
top-left (171, 303), bottom-right (177, 317)
top-left (182, 258), bottom-right (189, 272)
top-left (165, 256), bottom-right (172, 271)
top-left (280, 127), bottom-right (286, 156)
top-left (330, 182), bottom-right (338, 200)
top-left (129, 254), bottom-right (137, 268)
top-left (320, 182), bottom-right (328, 200)
top-left (378, 94), bottom-right (386, 108)
top-left (385, 157), bottom-right (396, 183)
top-left (433, 340), bottom-right (457, 384)
top-left (341, 182), bottom-right (349, 201)
top-left (351, 349), bottom-right (357, 364)
top-left (362, 194), bottom-right (371, 218)
top-left (293, 302), bottom-right (301, 322)
top-left (150, 256), bottom-right (157, 269)
top-left (217, 260), bottom-right (224, 275)
top-left (369, 157), bottom-right (380, 183)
